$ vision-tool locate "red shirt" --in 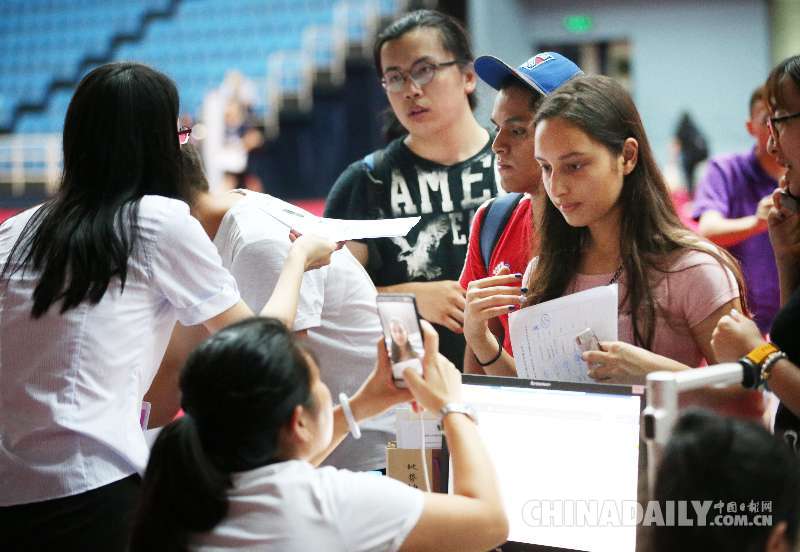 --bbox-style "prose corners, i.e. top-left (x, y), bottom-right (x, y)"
top-left (459, 195), bottom-right (534, 354)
